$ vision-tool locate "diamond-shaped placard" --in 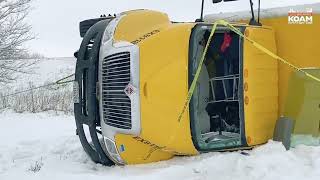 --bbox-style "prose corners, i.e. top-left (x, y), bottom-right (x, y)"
top-left (124, 83), bottom-right (136, 97)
